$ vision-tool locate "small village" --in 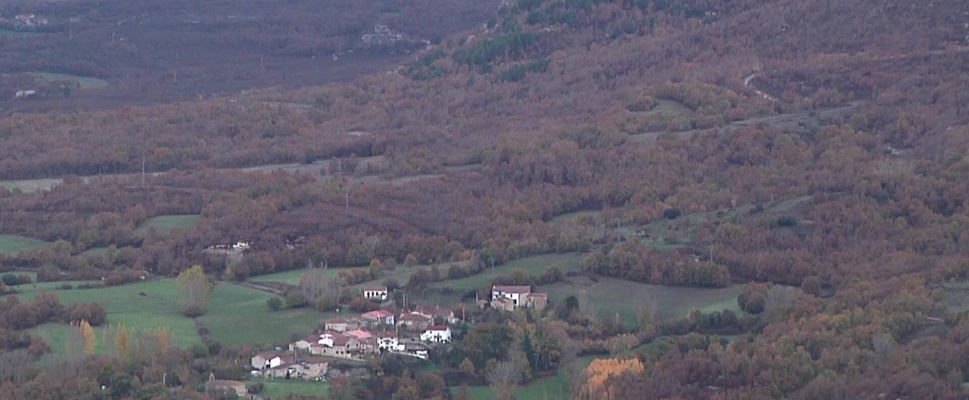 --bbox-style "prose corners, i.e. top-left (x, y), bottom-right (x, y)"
top-left (205, 284), bottom-right (548, 396)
